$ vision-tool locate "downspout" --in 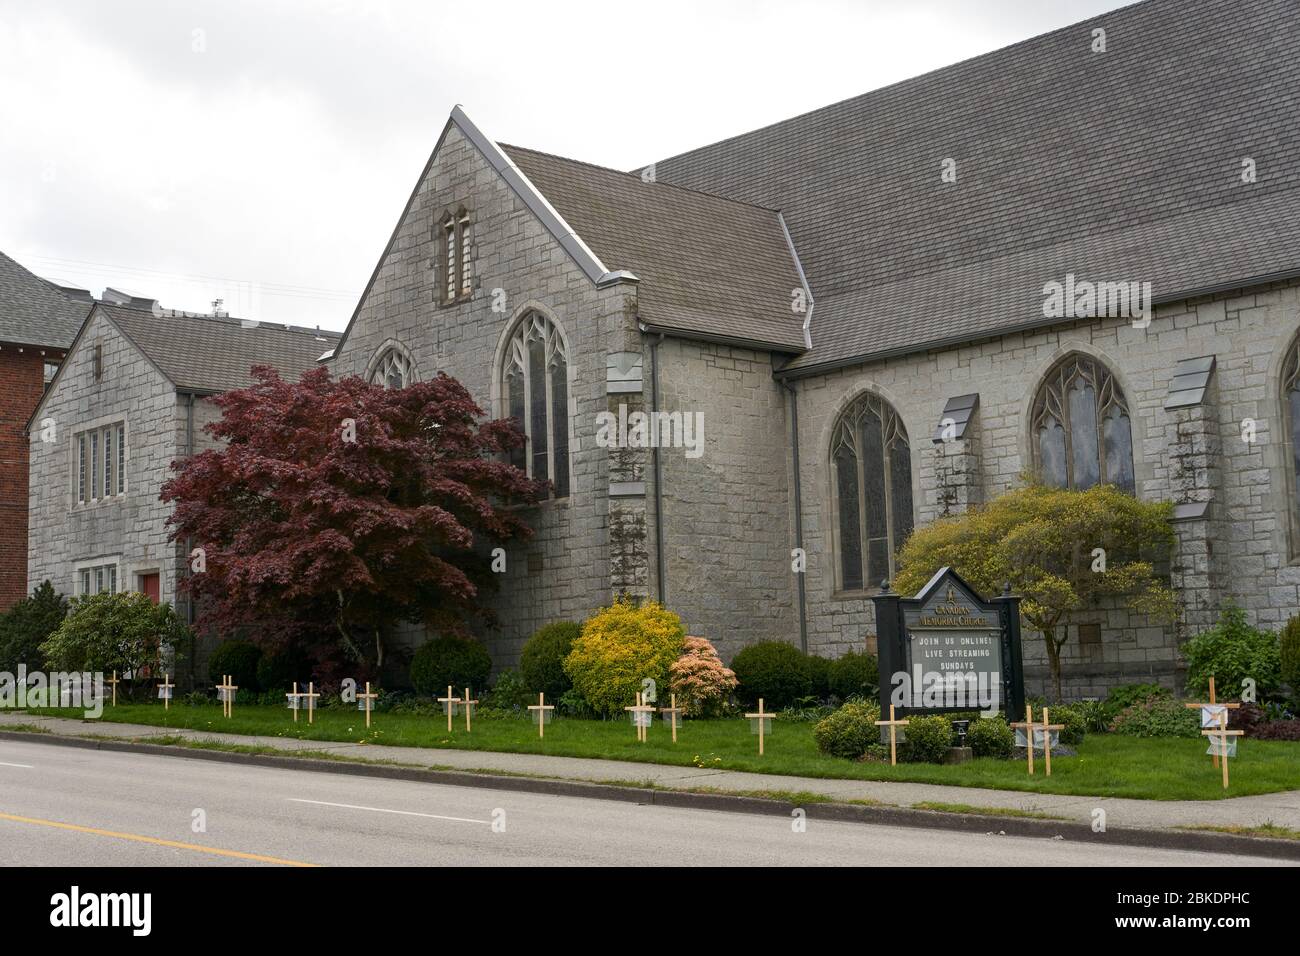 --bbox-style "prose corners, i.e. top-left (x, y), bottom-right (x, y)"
top-left (184, 392), bottom-right (197, 687)
top-left (648, 332), bottom-right (667, 603)
top-left (784, 379), bottom-right (808, 652)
